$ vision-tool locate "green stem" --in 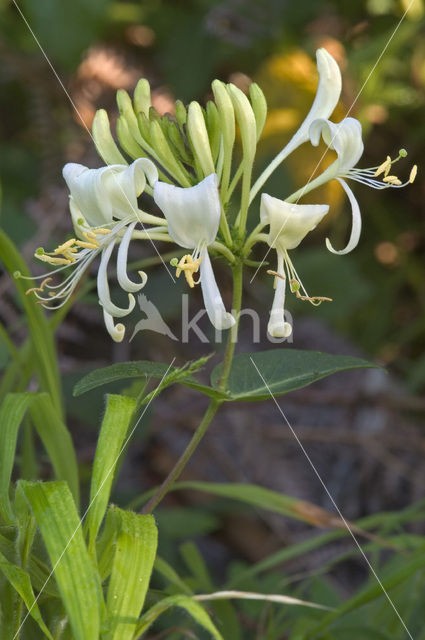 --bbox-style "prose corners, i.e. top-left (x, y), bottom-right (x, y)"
top-left (142, 260), bottom-right (244, 514)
